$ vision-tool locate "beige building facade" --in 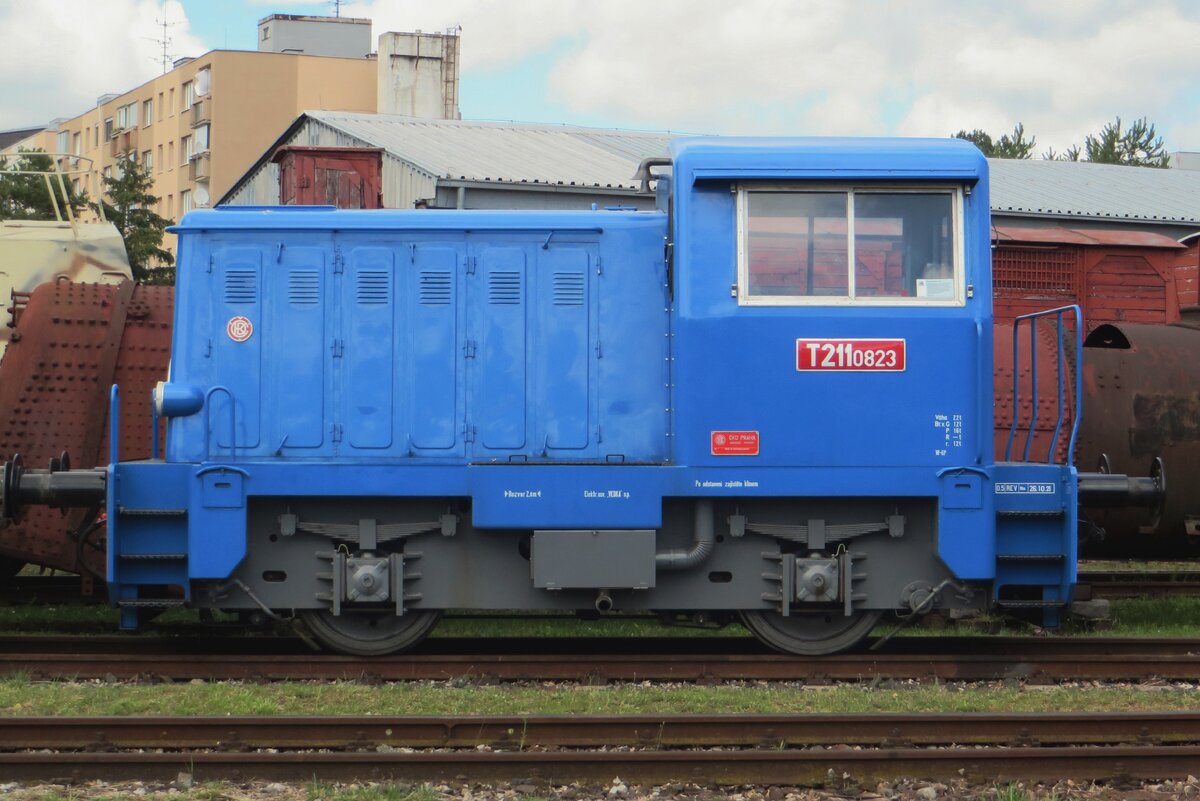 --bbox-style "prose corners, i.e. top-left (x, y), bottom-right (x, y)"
top-left (1, 16), bottom-right (461, 256)
top-left (3, 49), bottom-right (376, 232)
